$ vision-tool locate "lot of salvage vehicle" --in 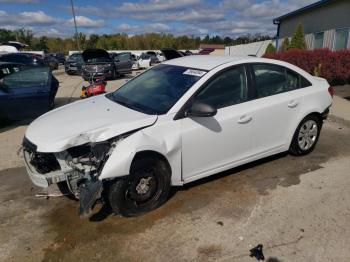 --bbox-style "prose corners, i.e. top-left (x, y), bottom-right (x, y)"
top-left (1, 69), bottom-right (350, 261)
